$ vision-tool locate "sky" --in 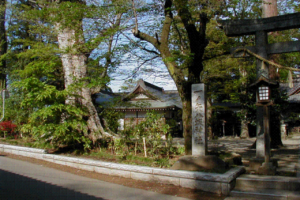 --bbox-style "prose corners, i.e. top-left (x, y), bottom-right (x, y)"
top-left (109, 74), bottom-right (177, 92)
top-left (108, 61), bottom-right (177, 92)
